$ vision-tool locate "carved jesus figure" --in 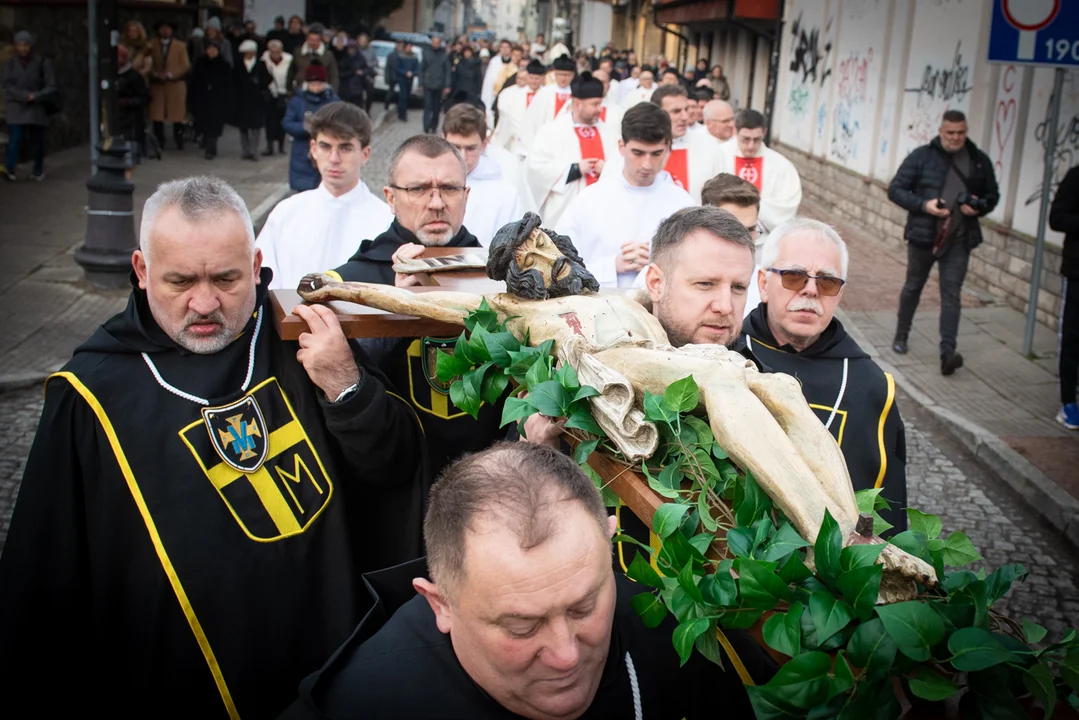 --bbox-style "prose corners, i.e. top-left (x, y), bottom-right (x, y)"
top-left (298, 213), bottom-right (935, 597)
